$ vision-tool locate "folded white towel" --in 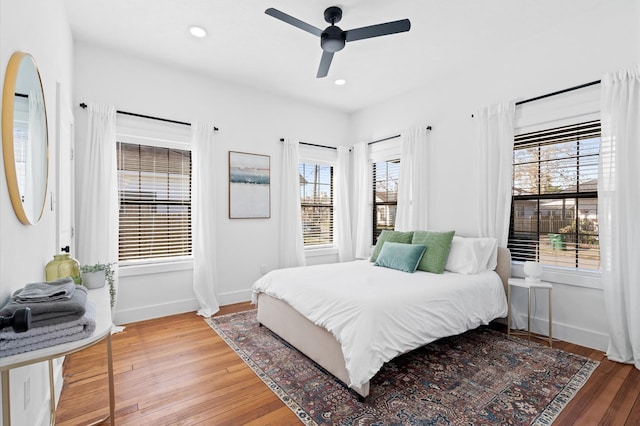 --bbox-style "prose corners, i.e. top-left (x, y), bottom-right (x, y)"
top-left (0, 299), bottom-right (97, 357)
